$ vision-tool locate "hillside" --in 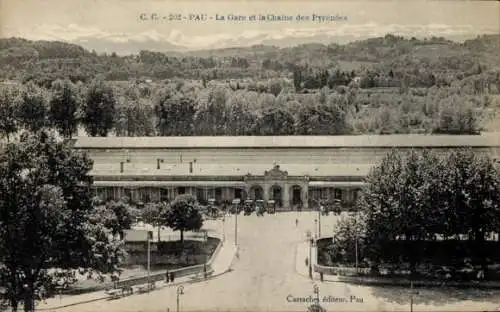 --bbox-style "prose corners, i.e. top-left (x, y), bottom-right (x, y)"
top-left (0, 34), bottom-right (499, 137)
top-left (0, 34), bottom-right (499, 86)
